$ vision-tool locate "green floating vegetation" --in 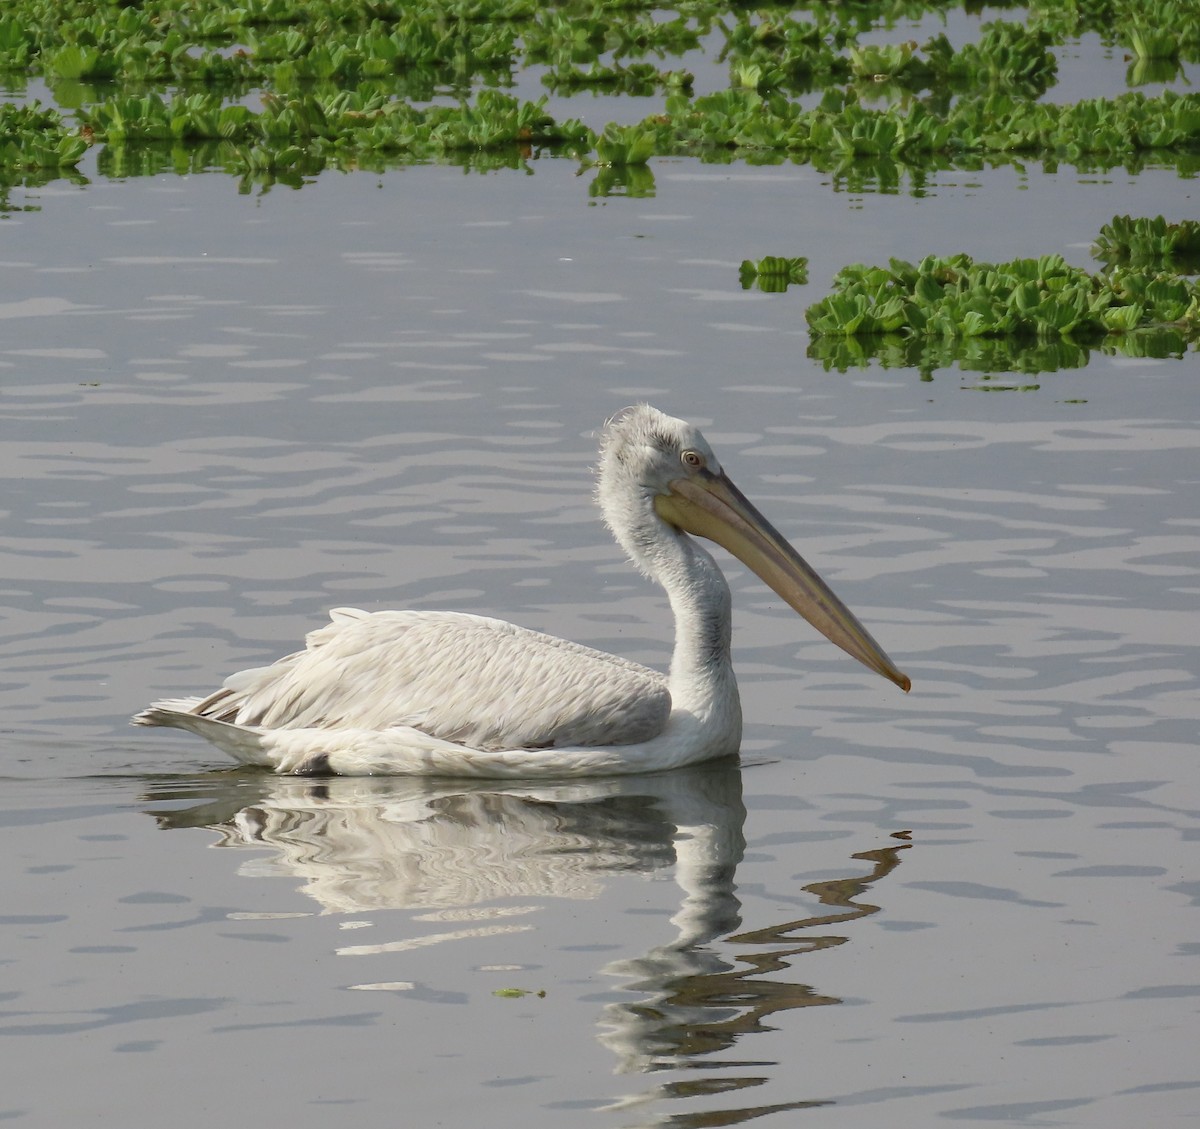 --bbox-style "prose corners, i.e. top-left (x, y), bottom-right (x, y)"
top-left (1118, 0), bottom-right (1200, 69)
top-left (804, 253), bottom-right (1200, 343)
top-left (0, 0), bottom-right (1199, 195)
top-left (578, 122), bottom-right (660, 197)
top-left (77, 89), bottom-right (592, 156)
top-left (647, 87), bottom-right (1200, 164)
top-left (522, 8), bottom-right (704, 72)
top-left (542, 61), bottom-right (693, 97)
top-left (726, 19), bottom-right (1058, 102)
top-left (0, 101), bottom-right (88, 169)
top-left (76, 83), bottom-right (1196, 175)
top-left (1, 4), bottom-right (523, 90)
top-left (0, 1), bottom-right (708, 96)
top-left (1092, 215), bottom-right (1200, 272)
top-left (739, 256), bottom-right (809, 292)
top-left (593, 122), bottom-right (655, 167)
